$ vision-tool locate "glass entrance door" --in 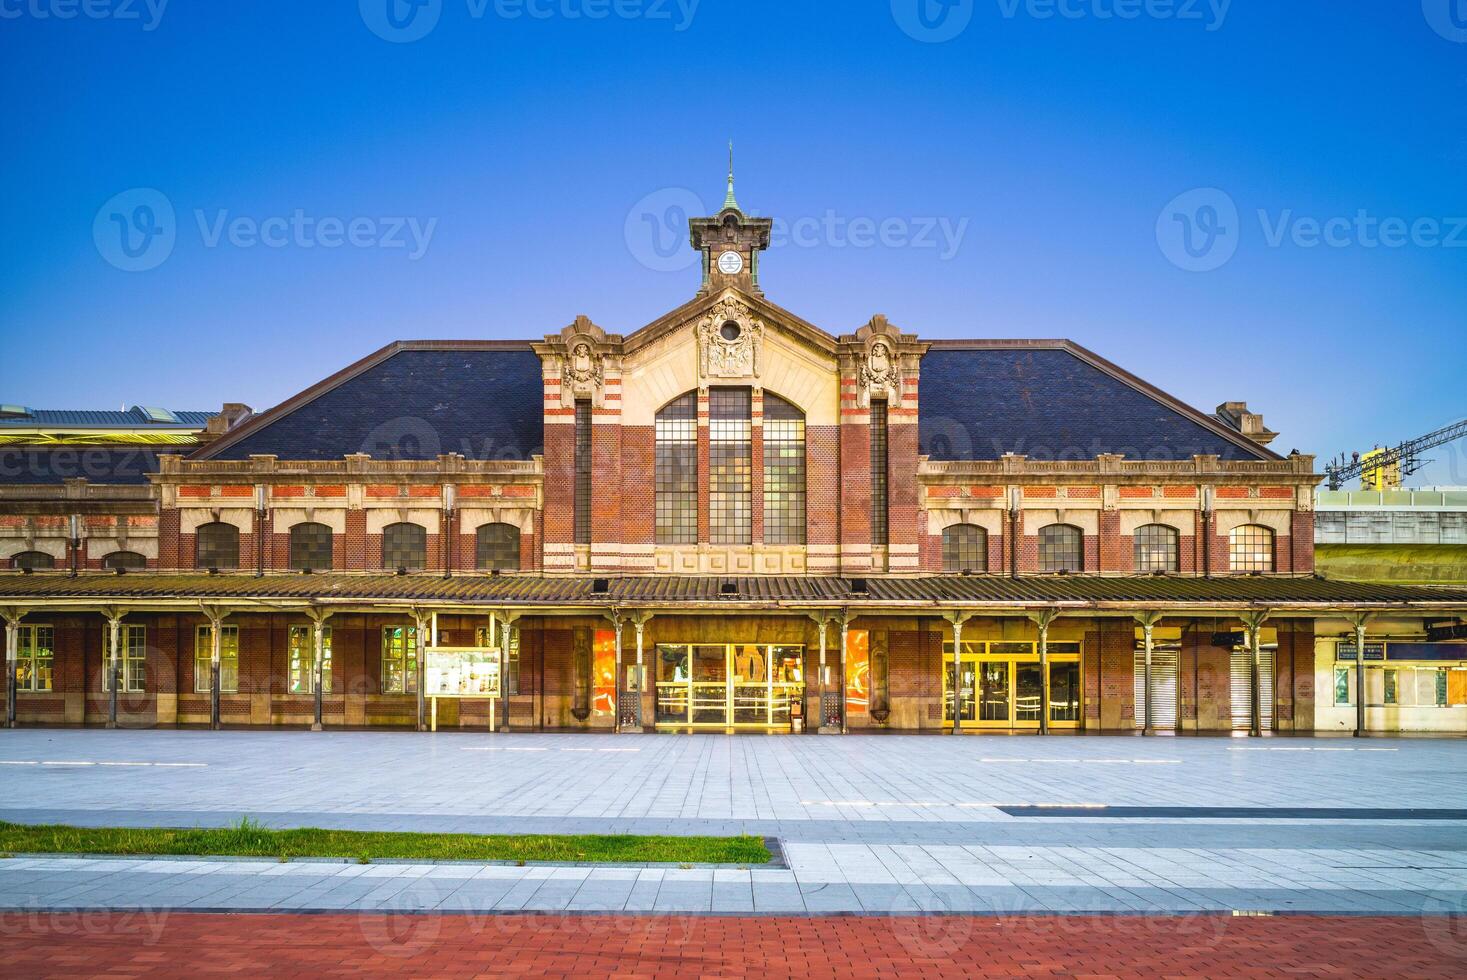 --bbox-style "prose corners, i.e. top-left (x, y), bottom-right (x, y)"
top-left (944, 655), bottom-right (978, 722)
top-left (943, 641), bottom-right (1083, 730)
top-left (655, 643), bottom-right (805, 728)
top-left (690, 645), bottom-right (728, 724)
